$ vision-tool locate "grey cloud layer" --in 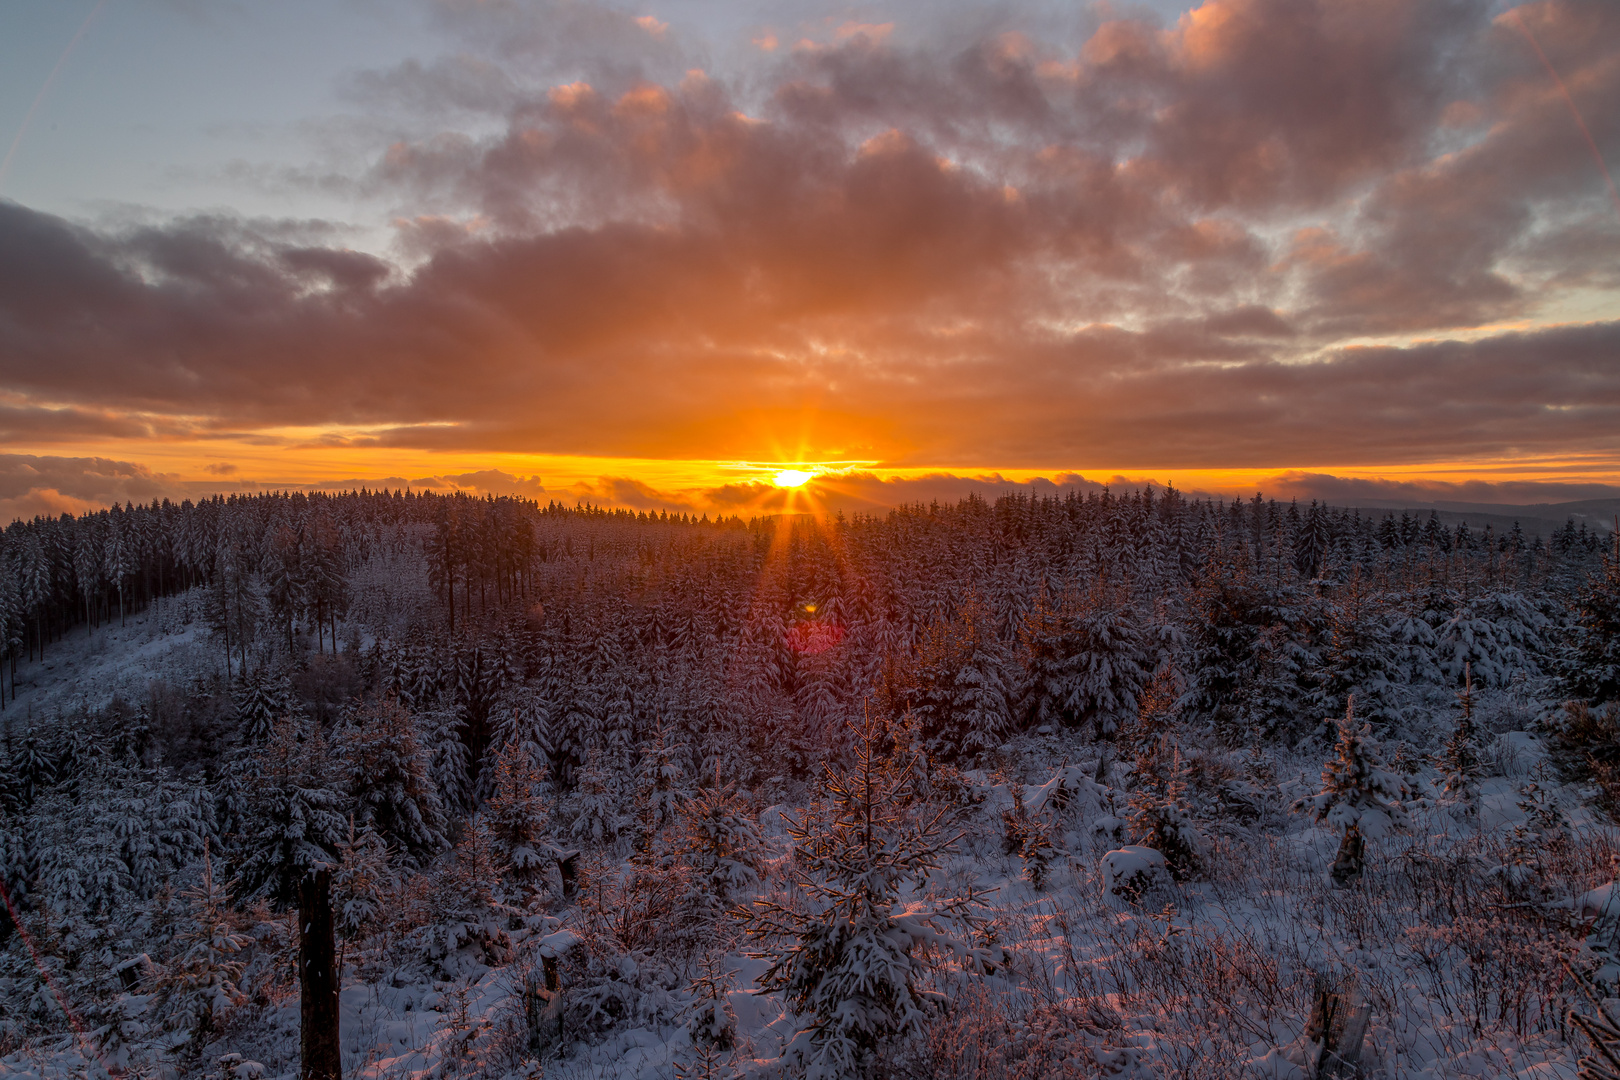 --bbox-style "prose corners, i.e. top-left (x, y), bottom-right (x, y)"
top-left (1, 0), bottom-right (1616, 471)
